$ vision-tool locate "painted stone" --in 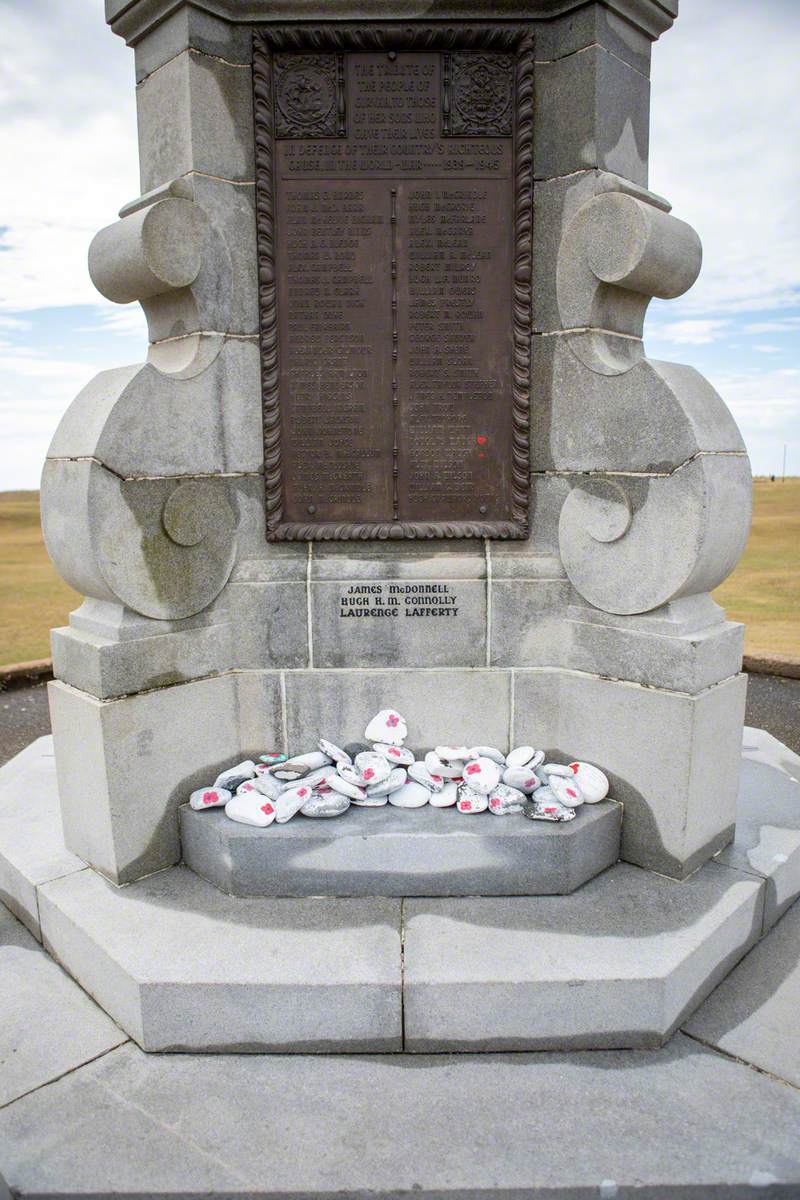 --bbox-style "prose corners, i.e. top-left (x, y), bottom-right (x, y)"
top-left (425, 750), bottom-right (464, 780)
top-left (506, 746), bottom-right (536, 769)
top-left (301, 792), bottom-right (350, 818)
top-left (488, 784), bottom-right (526, 815)
top-left (435, 745), bottom-right (471, 762)
top-left (364, 709), bottom-right (407, 745)
top-left (467, 745), bottom-right (506, 765)
top-left (328, 774), bottom-right (368, 802)
top-left (258, 752), bottom-right (287, 765)
top-left (252, 772), bottom-right (283, 801)
top-left (408, 762), bottom-right (445, 792)
top-left (502, 765), bottom-right (542, 794)
top-left (213, 760), bottom-right (257, 790)
top-left (373, 743), bottom-right (415, 766)
top-left (225, 792), bottom-right (277, 828)
top-left (235, 780), bottom-right (260, 797)
top-left (542, 762), bottom-right (574, 778)
top-left (271, 762), bottom-right (310, 782)
top-left (566, 761), bottom-right (610, 803)
top-left (549, 775), bottom-right (585, 808)
top-left (461, 756), bottom-right (501, 795)
top-left (456, 783), bottom-right (489, 814)
top-left (388, 781), bottom-right (430, 808)
top-left (337, 761), bottom-right (368, 788)
top-left (275, 783), bottom-right (315, 824)
top-left (426, 780), bottom-right (456, 808)
top-left (319, 739), bottom-right (352, 766)
top-left (301, 765), bottom-right (337, 789)
top-left (354, 751), bottom-right (391, 786)
top-left (189, 786), bottom-right (231, 811)
top-left (522, 788), bottom-right (576, 822)
top-left (366, 766), bottom-right (407, 798)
